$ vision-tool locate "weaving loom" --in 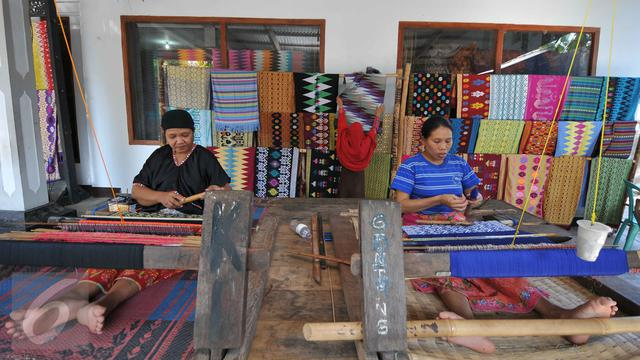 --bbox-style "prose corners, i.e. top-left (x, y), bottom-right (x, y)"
top-left (0, 191), bottom-right (276, 360)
